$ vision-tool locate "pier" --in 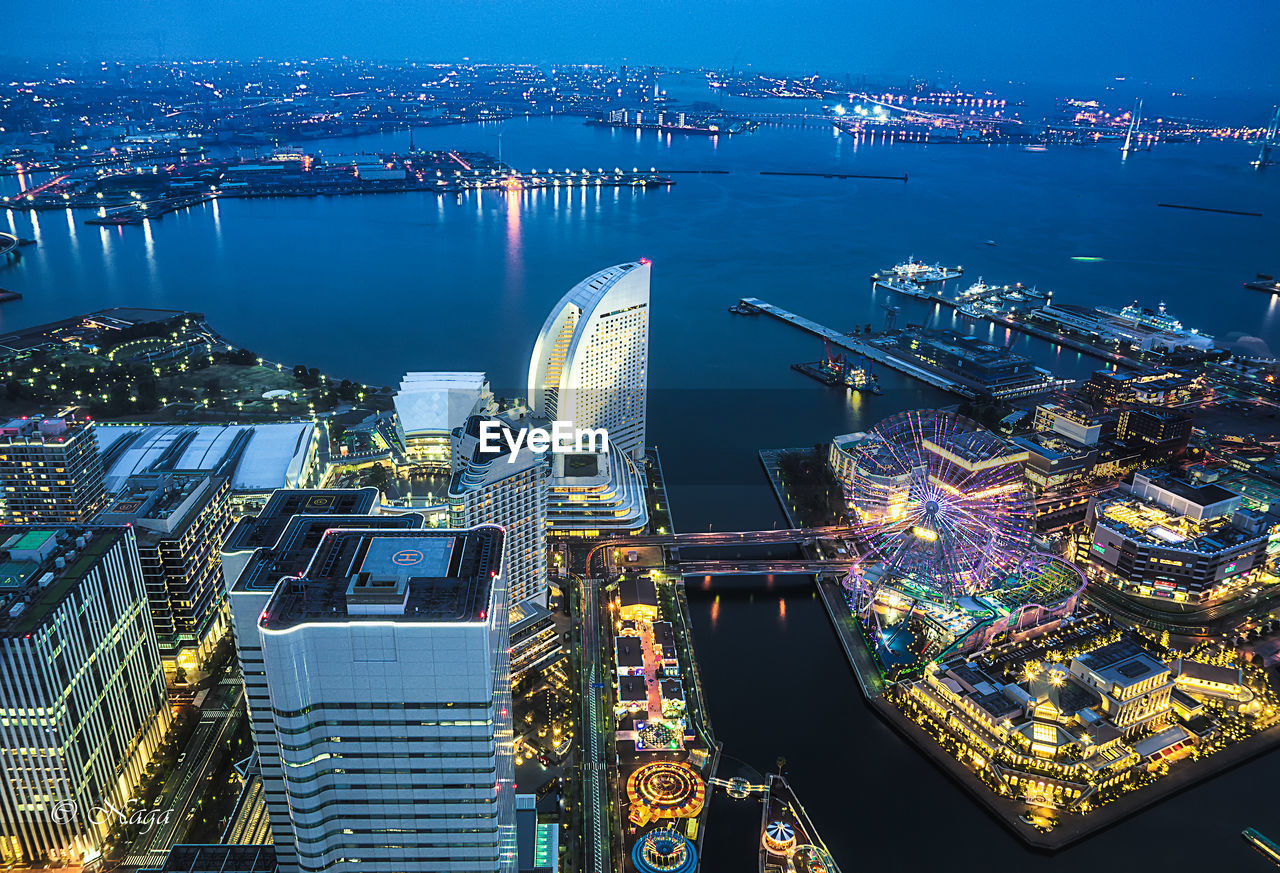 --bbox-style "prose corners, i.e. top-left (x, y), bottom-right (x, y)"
top-left (736, 298), bottom-right (977, 397)
top-left (758, 774), bottom-right (841, 873)
top-left (85, 193), bottom-right (214, 226)
top-left (1158, 202), bottom-right (1263, 217)
top-left (7, 162), bottom-right (674, 228)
